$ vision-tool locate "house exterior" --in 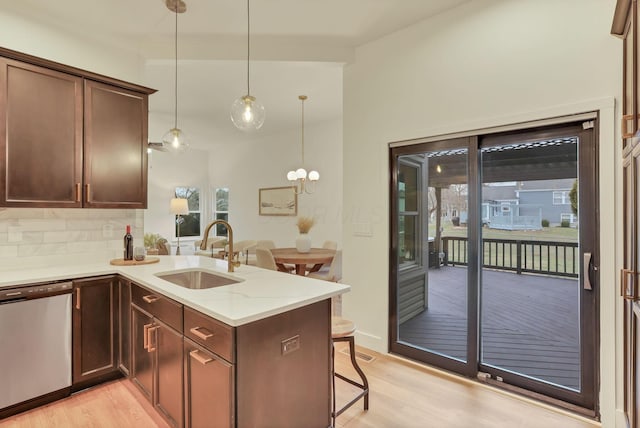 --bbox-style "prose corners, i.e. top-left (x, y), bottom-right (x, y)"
top-left (481, 179), bottom-right (577, 229)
